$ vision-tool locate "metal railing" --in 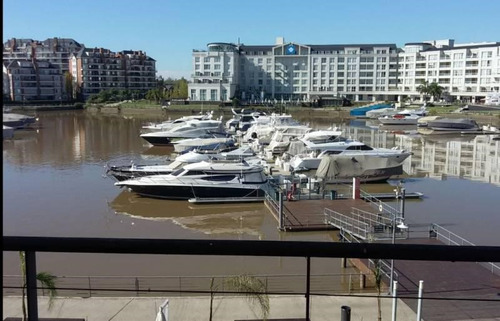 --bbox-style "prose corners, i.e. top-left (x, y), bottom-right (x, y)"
top-left (324, 208), bottom-right (370, 240)
top-left (4, 236), bottom-right (500, 321)
top-left (430, 224), bottom-right (500, 275)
